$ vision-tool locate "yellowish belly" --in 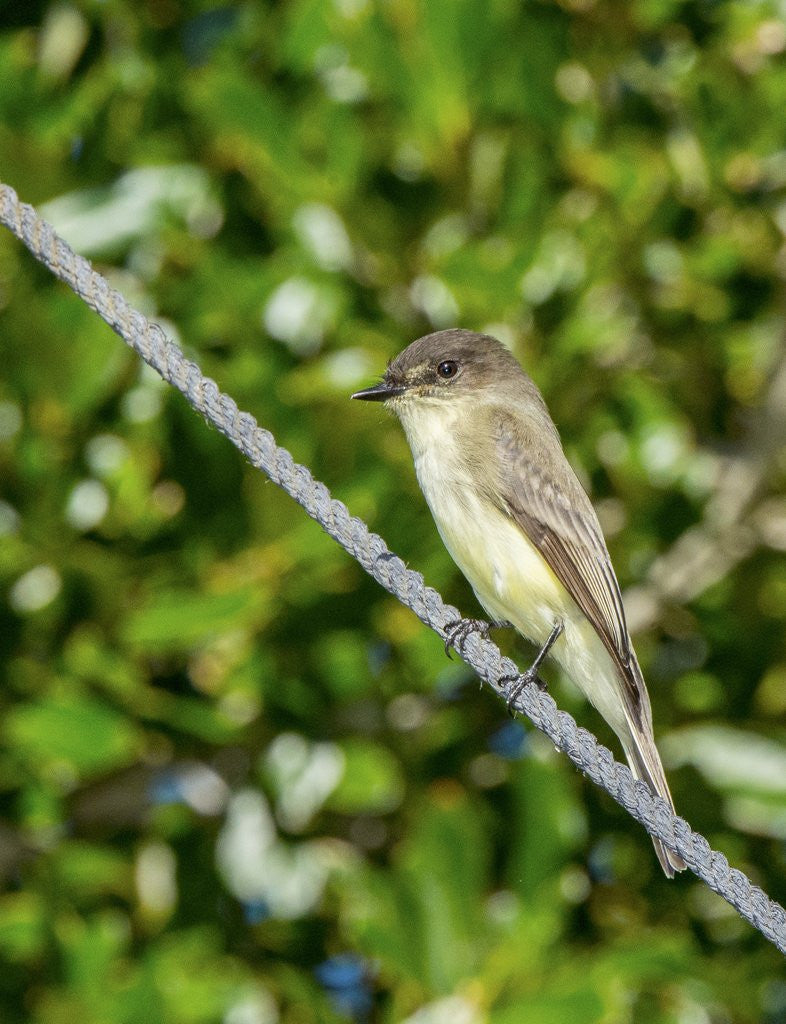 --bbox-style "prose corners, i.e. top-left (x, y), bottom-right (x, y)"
top-left (438, 493), bottom-right (567, 643)
top-left (406, 413), bottom-right (629, 737)
top-left (428, 487), bottom-right (629, 733)
top-left (411, 433), bottom-right (567, 646)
